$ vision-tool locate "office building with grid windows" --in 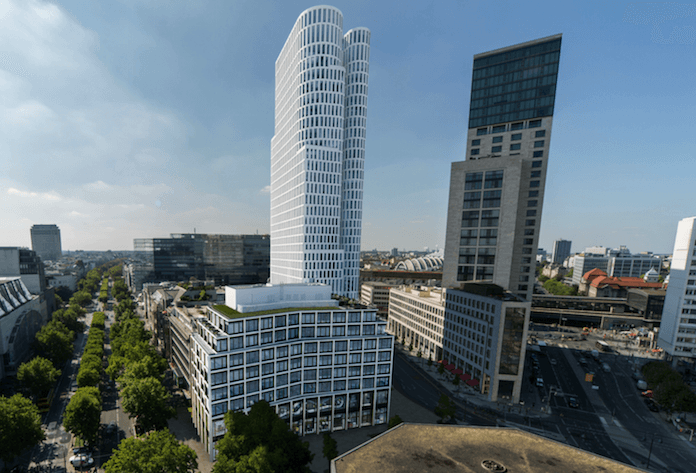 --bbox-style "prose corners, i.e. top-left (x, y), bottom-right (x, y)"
top-left (270, 5), bottom-right (370, 299)
top-left (188, 284), bottom-right (393, 460)
top-left (443, 34), bottom-right (562, 301)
